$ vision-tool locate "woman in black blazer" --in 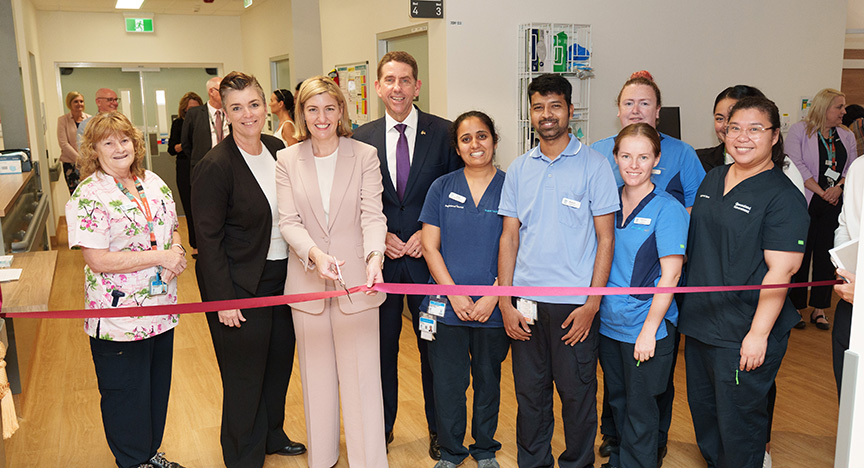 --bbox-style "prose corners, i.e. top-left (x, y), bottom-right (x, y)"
top-left (167, 91), bottom-right (203, 256)
top-left (191, 71), bottom-right (305, 468)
